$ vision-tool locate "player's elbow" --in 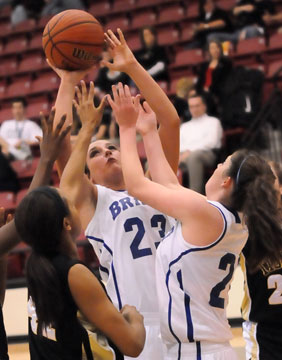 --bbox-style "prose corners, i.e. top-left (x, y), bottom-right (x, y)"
top-left (124, 340), bottom-right (144, 357)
